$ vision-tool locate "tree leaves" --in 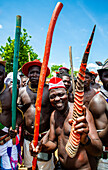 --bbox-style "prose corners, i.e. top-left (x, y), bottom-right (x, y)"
top-left (0, 28), bottom-right (39, 73)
